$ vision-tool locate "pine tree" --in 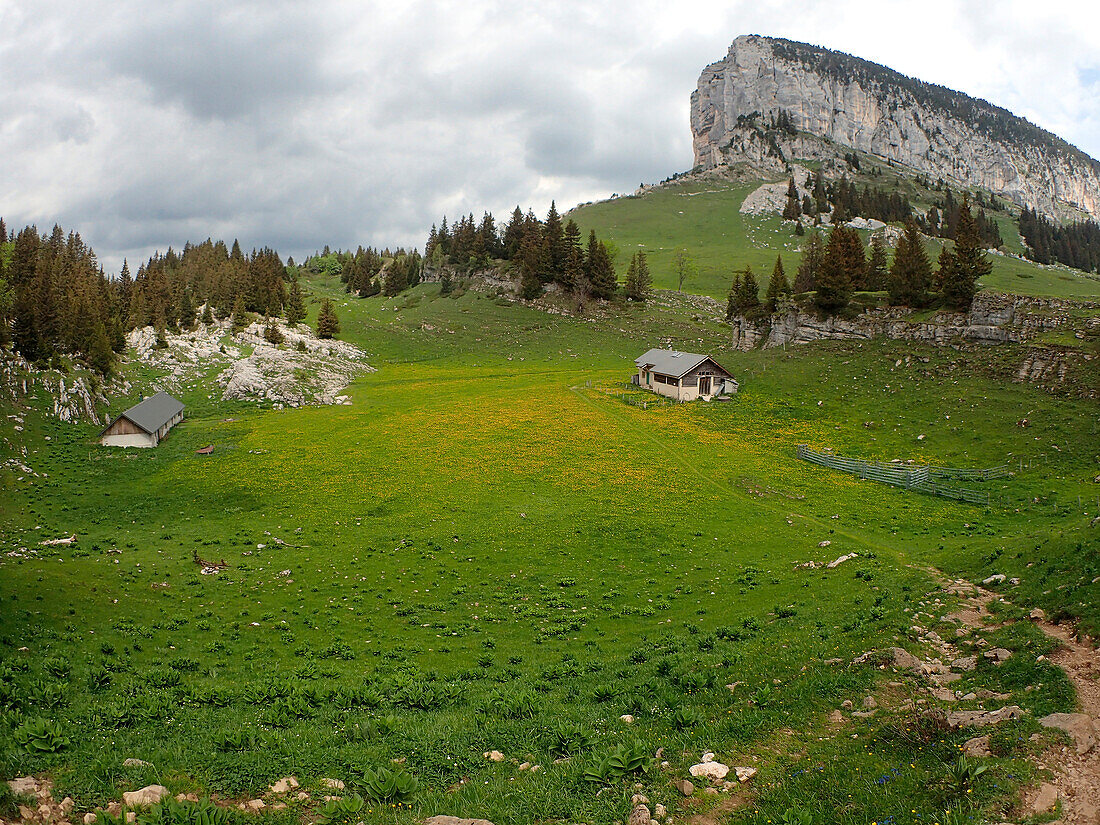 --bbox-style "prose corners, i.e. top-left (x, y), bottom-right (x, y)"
top-left (86, 319), bottom-right (114, 377)
top-left (178, 289), bottom-right (196, 331)
top-left (623, 252), bottom-right (653, 302)
top-left (794, 232), bottom-right (824, 292)
top-left (814, 225), bottom-right (854, 313)
top-left (585, 231), bottom-right (617, 300)
top-left (887, 220), bottom-right (933, 307)
top-left (942, 199), bottom-right (992, 310)
top-left (230, 295), bottom-right (249, 333)
top-left (866, 232), bottom-right (890, 291)
top-left (544, 201), bottom-right (566, 282)
top-left (285, 279), bottom-right (306, 325)
top-left (764, 255), bottom-right (791, 312)
top-left (738, 267), bottom-right (762, 314)
top-left (316, 298), bottom-right (340, 339)
top-left (782, 178), bottom-right (801, 220)
top-left (725, 272), bottom-right (742, 321)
